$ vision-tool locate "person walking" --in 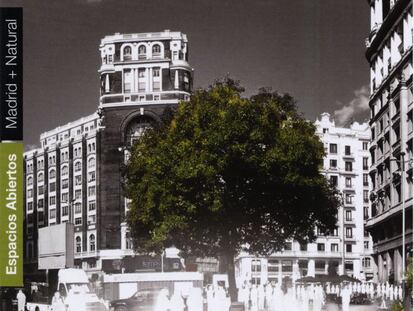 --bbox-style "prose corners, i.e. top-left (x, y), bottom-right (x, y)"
top-left (16, 290), bottom-right (26, 311)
